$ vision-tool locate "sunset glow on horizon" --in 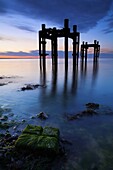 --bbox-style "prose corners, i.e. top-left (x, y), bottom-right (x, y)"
top-left (0, 0), bottom-right (113, 58)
